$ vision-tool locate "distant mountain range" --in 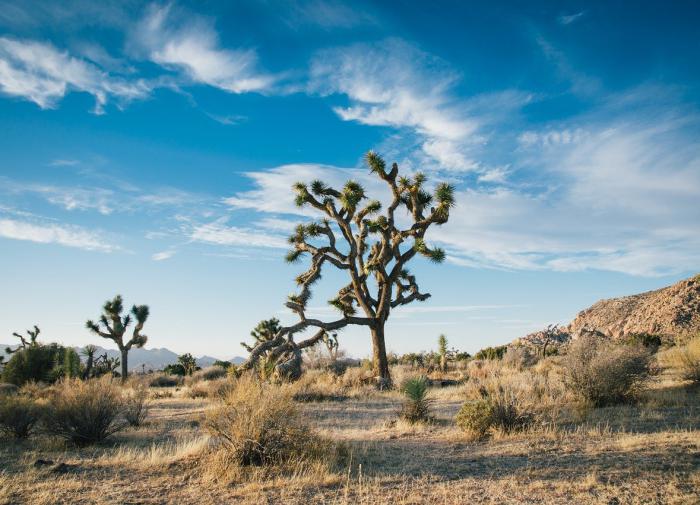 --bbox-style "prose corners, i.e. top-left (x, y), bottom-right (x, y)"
top-left (0, 343), bottom-right (245, 372)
